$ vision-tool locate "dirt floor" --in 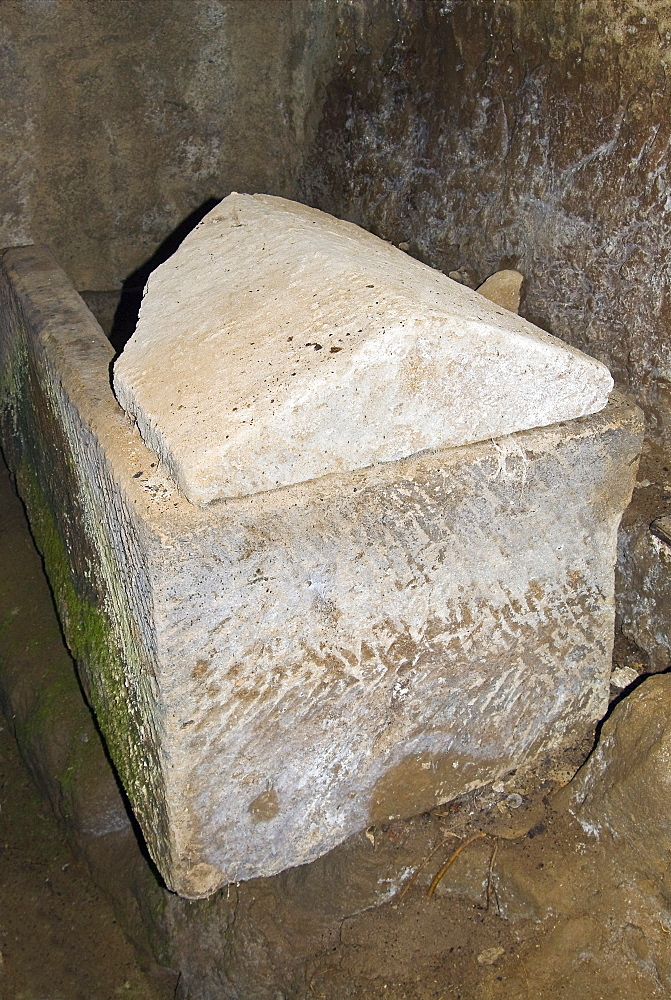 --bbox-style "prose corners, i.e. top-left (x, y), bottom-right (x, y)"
top-left (2, 708), bottom-right (670, 1000)
top-left (293, 787), bottom-right (671, 1000)
top-left (0, 716), bottom-right (169, 1000)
